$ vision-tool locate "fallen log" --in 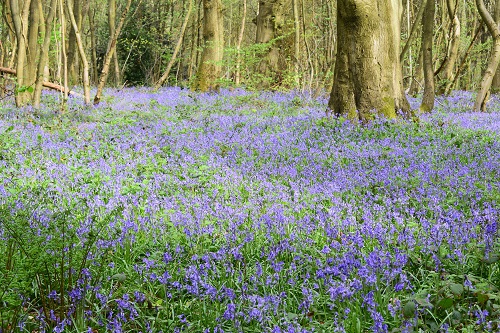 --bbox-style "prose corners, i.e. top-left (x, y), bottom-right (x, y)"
top-left (0, 66), bottom-right (83, 98)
